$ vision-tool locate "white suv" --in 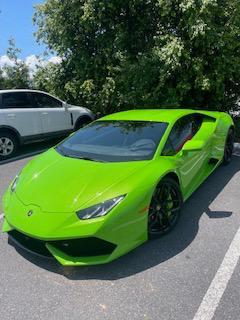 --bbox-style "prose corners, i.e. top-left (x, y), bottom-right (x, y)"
top-left (0, 89), bottom-right (95, 160)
